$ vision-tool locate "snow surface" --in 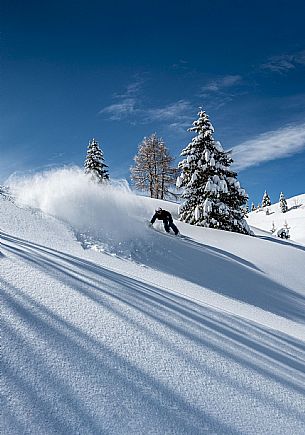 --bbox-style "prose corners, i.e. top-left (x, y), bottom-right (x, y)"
top-left (247, 194), bottom-right (305, 245)
top-left (1, 169), bottom-right (305, 434)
